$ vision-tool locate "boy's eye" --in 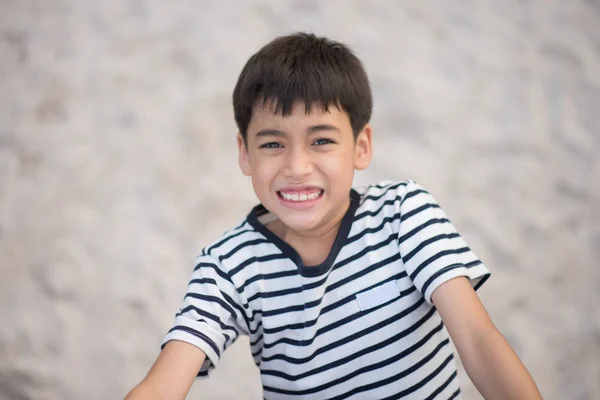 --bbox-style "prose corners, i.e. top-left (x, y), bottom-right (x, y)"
top-left (260, 142), bottom-right (283, 149)
top-left (313, 138), bottom-right (334, 146)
